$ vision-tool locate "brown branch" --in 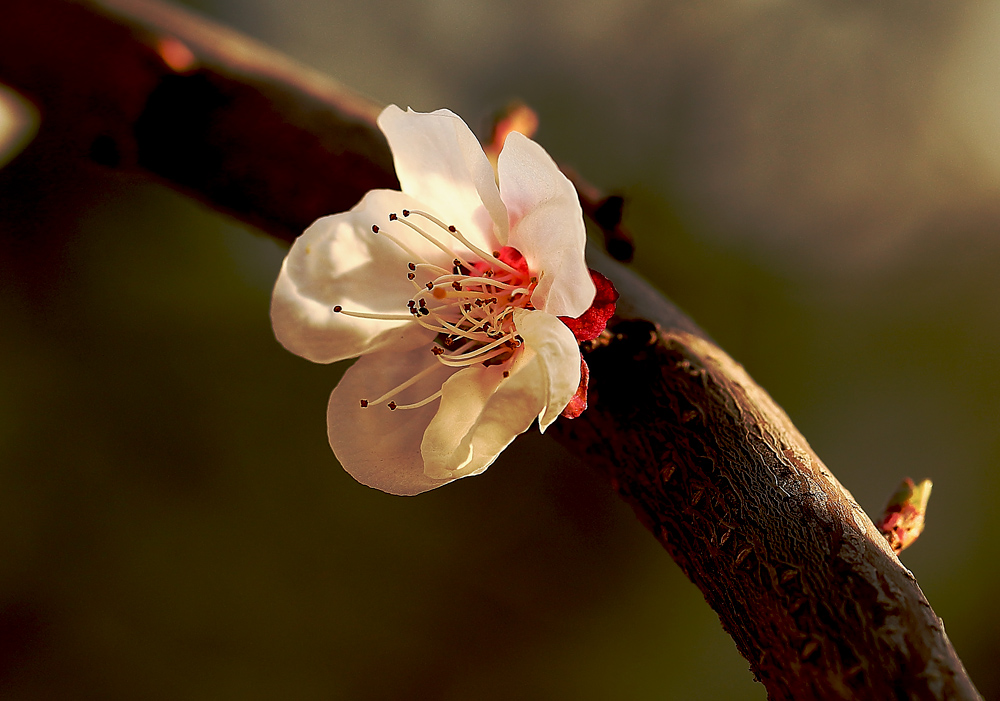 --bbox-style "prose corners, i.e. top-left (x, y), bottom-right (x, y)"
top-left (0, 0), bottom-right (982, 698)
